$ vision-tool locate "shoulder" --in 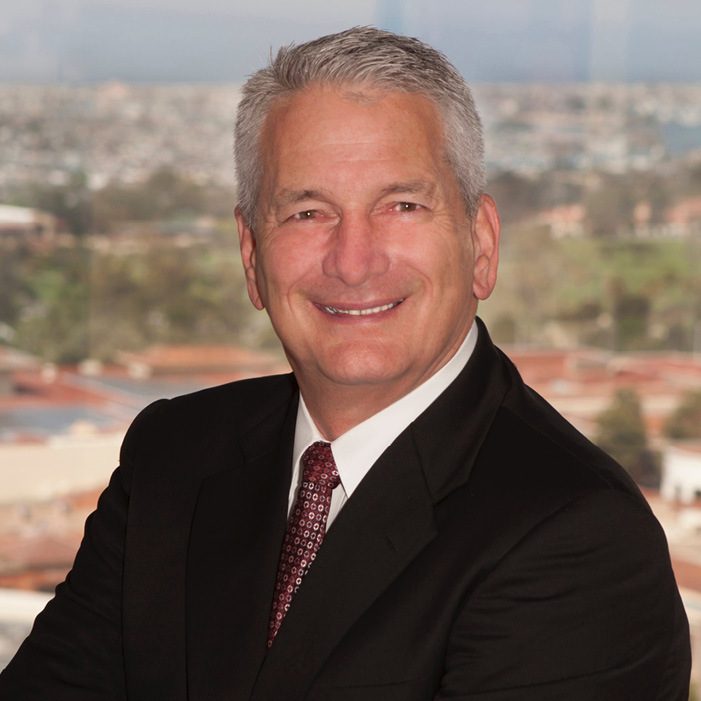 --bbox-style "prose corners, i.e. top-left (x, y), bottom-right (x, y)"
top-left (440, 355), bottom-right (690, 694)
top-left (167, 371), bottom-right (296, 418)
top-left (456, 350), bottom-right (656, 557)
top-left (481, 349), bottom-right (644, 499)
top-left (119, 372), bottom-right (297, 470)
